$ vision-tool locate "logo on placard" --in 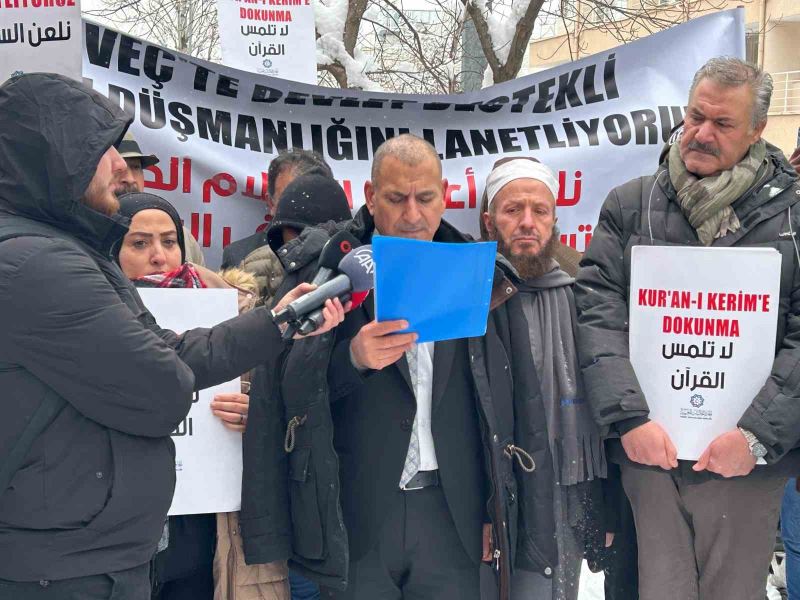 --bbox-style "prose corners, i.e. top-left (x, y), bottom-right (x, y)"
top-left (690, 394), bottom-right (705, 408)
top-left (258, 58), bottom-right (278, 76)
top-left (681, 395), bottom-right (712, 421)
